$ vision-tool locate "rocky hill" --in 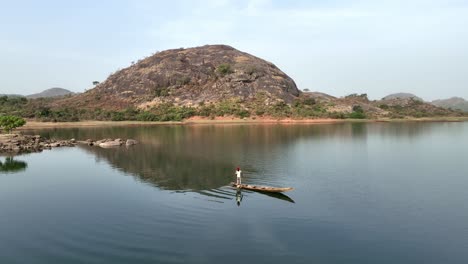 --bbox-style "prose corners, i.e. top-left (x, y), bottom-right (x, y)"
top-left (431, 97), bottom-right (468, 112)
top-left (382, 93), bottom-right (423, 101)
top-left (56, 45), bottom-right (300, 110)
top-left (27, 88), bottom-right (74, 99)
top-left (2, 45), bottom-right (463, 121)
top-left (298, 92), bottom-right (458, 118)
